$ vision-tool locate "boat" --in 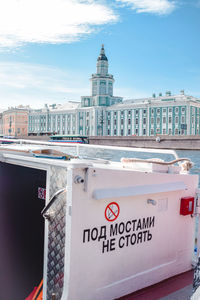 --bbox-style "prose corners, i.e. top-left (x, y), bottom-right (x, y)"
top-left (0, 139), bottom-right (199, 300)
top-left (0, 135), bottom-right (17, 144)
top-left (49, 134), bottom-right (89, 144)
